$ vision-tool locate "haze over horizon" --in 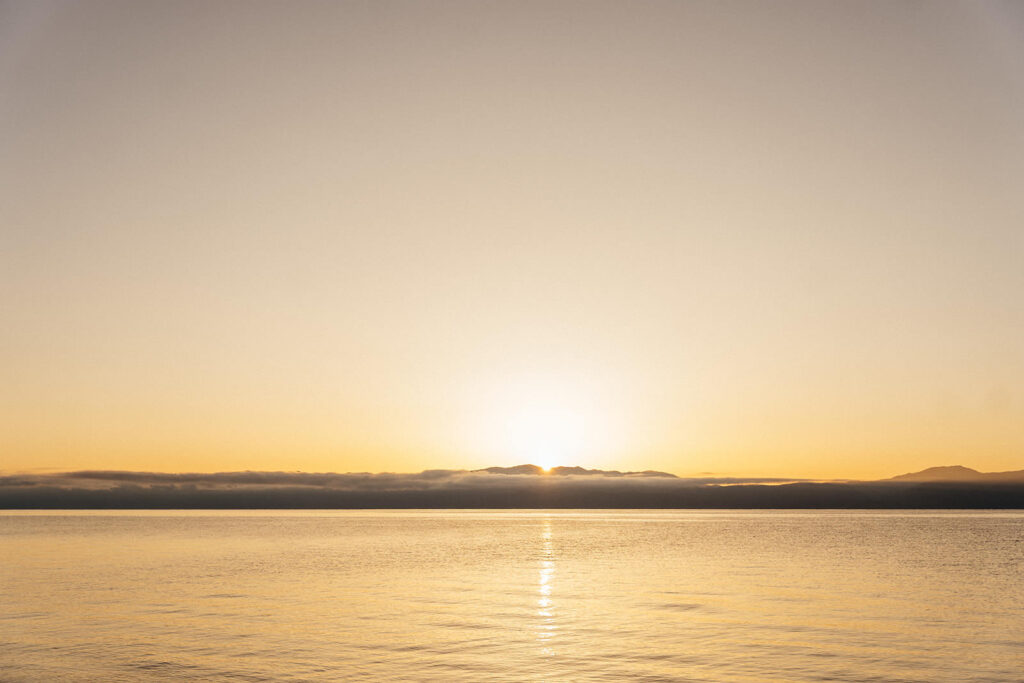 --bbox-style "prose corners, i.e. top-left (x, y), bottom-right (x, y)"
top-left (5, 462), bottom-right (1024, 510)
top-left (3, 1), bottom-right (1023, 480)
top-left (6, 461), bottom-right (1024, 483)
